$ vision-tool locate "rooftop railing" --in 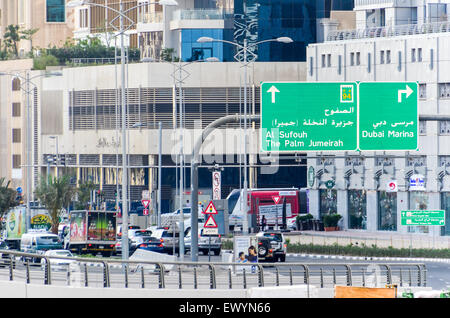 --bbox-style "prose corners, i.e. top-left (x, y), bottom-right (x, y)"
top-left (326, 20), bottom-right (450, 42)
